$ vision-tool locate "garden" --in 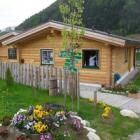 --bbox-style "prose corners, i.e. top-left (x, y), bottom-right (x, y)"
top-left (0, 0), bottom-right (140, 139)
top-left (0, 79), bottom-right (140, 140)
top-left (100, 69), bottom-right (140, 98)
